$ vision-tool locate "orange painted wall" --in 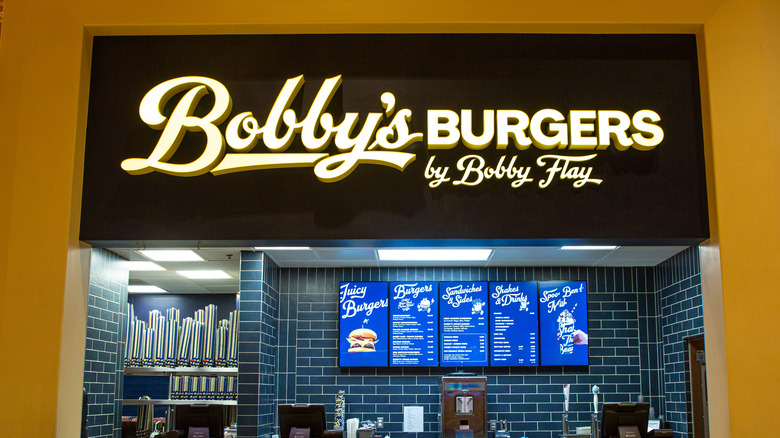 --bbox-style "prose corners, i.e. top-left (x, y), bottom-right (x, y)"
top-left (0, 0), bottom-right (777, 436)
top-left (701, 0), bottom-right (780, 435)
